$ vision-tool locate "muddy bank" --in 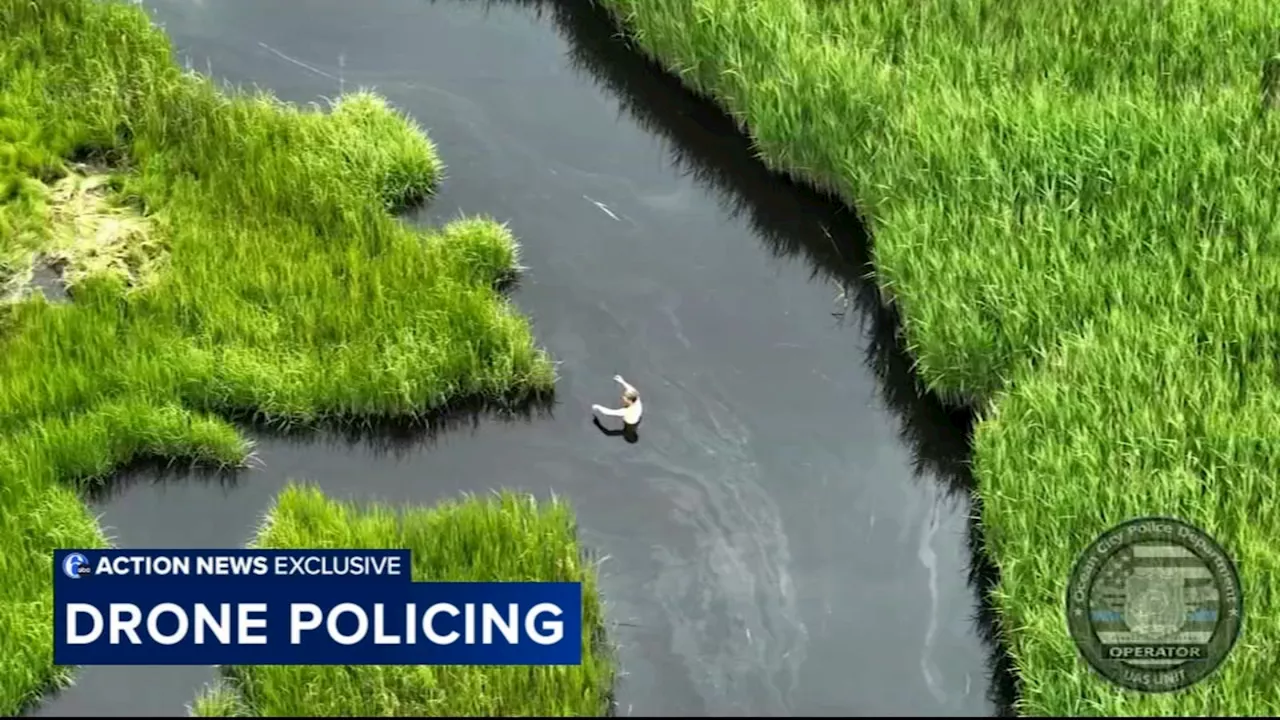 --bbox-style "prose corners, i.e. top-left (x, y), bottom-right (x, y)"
top-left (32, 0), bottom-right (1006, 716)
